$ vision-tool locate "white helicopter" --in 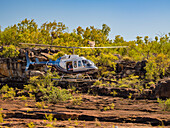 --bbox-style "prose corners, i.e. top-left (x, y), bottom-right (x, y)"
top-left (21, 43), bottom-right (128, 75)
